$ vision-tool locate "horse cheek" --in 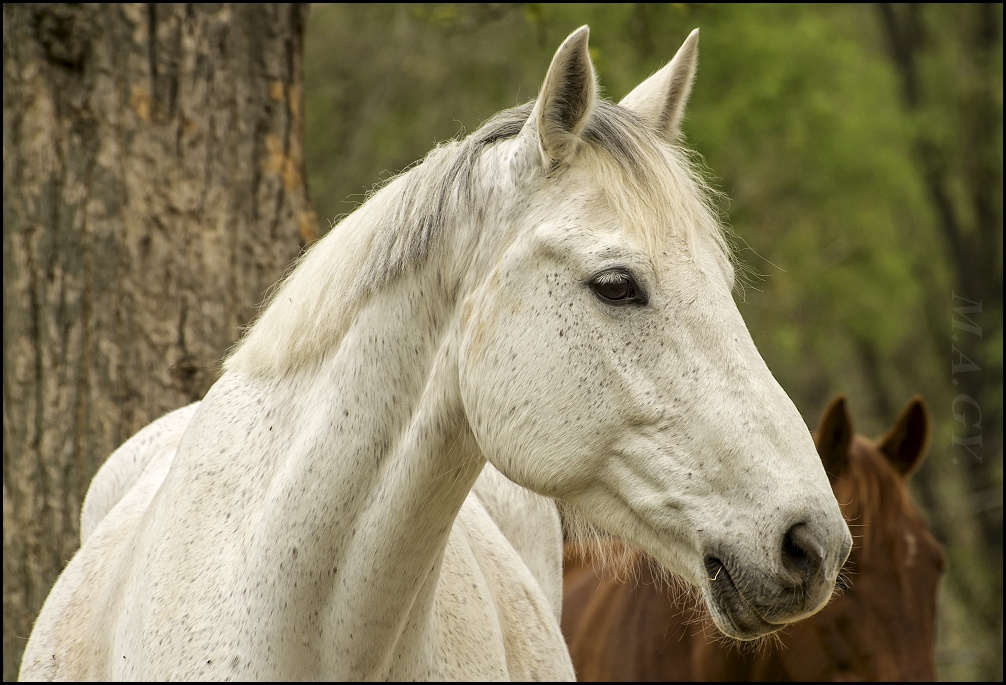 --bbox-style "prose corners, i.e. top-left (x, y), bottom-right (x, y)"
top-left (457, 277), bottom-right (603, 496)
